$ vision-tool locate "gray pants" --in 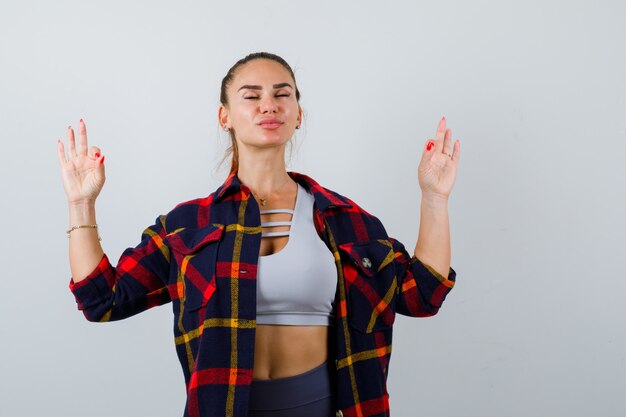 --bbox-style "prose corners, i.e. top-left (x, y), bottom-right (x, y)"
top-left (248, 359), bottom-right (337, 417)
